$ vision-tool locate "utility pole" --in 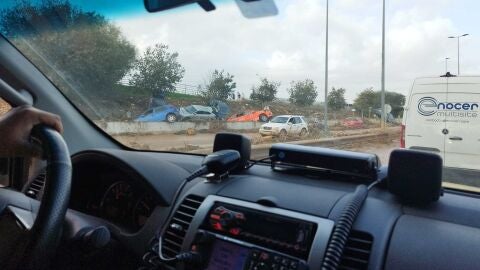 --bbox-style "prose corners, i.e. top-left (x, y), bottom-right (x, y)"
top-left (324, 0), bottom-right (329, 134)
top-left (457, 37), bottom-right (460, 74)
top-left (445, 57), bottom-right (450, 73)
top-left (448, 34), bottom-right (469, 75)
top-left (380, 0), bottom-right (386, 130)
